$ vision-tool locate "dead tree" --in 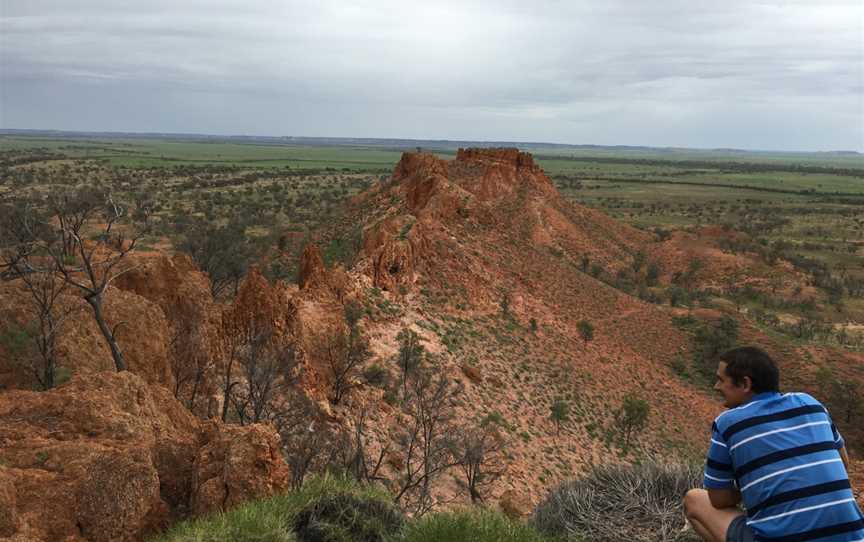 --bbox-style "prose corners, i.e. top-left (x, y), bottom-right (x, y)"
top-left (4, 189), bottom-right (151, 373)
top-left (231, 329), bottom-right (297, 426)
top-left (336, 408), bottom-right (390, 484)
top-left (18, 273), bottom-right (76, 389)
top-left (50, 191), bottom-right (150, 371)
top-left (169, 320), bottom-right (215, 414)
top-left (0, 204), bottom-right (75, 389)
top-left (453, 421), bottom-right (508, 504)
top-left (393, 369), bottom-right (461, 516)
top-left (316, 320), bottom-right (371, 406)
